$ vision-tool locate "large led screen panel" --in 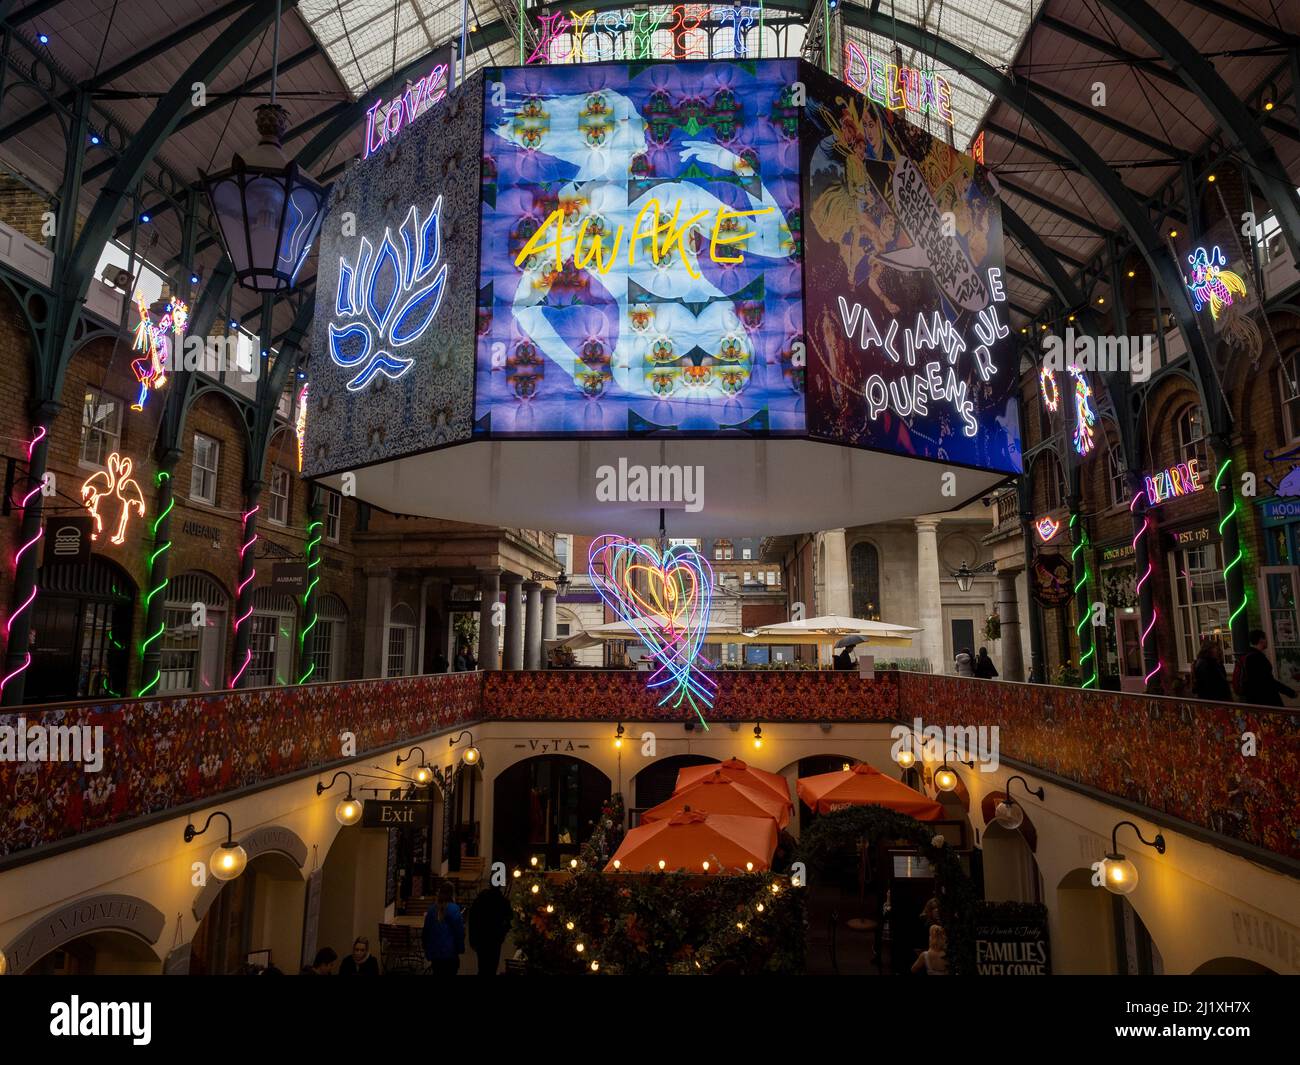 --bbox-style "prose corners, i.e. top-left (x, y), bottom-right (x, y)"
top-left (475, 61), bottom-right (806, 436)
top-left (800, 66), bottom-right (1022, 474)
